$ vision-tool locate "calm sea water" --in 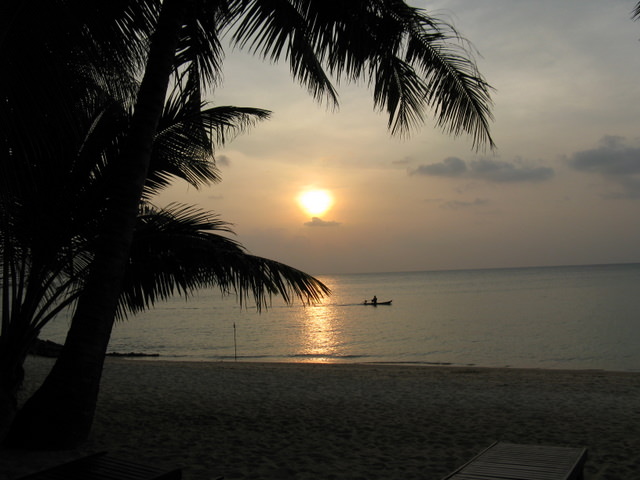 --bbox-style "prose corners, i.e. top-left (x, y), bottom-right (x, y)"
top-left (42, 263), bottom-right (640, 371)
